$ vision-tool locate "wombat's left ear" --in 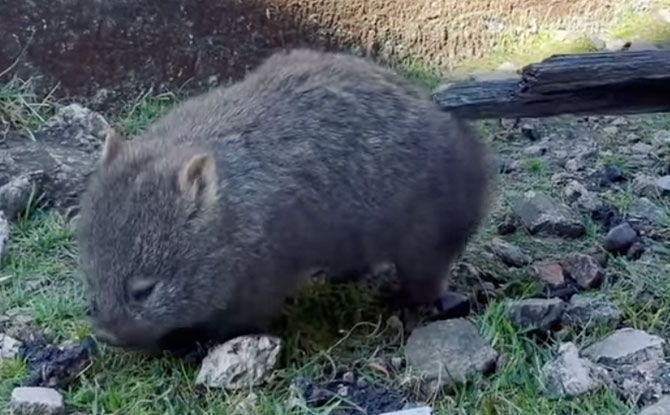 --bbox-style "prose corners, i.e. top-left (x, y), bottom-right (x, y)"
top-left (100, 129), bottom-right (126, 166)
top-left (177, 153), bottom-right (218, 207)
